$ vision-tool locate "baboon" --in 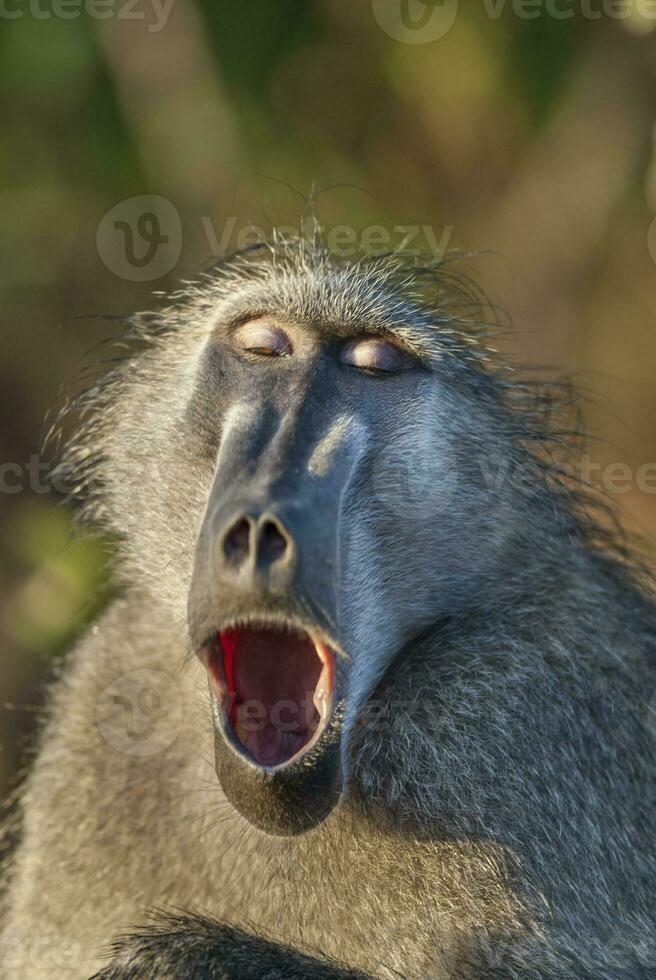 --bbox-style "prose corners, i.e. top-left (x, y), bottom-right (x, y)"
top-left (1, 237), bottom-right (655, 978)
